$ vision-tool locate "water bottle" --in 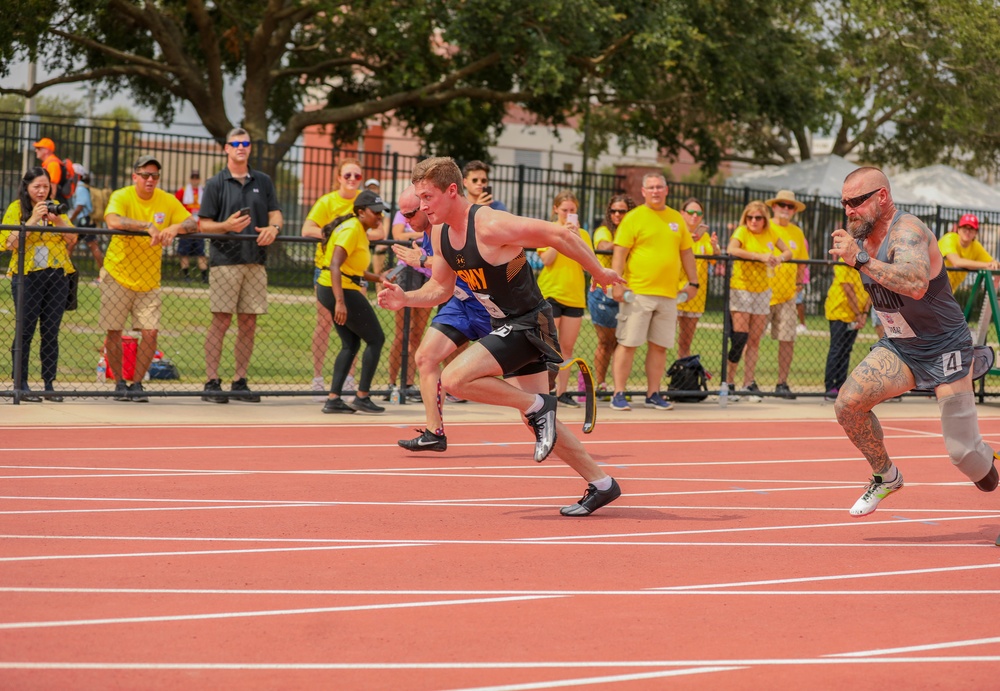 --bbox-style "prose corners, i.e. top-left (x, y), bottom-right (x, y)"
top-left (676, 291), bottom-right (689, 304)
top-left (389, 385), bottom-right (400, 405)
top-left (96, 358), bottom-right (106, 383)
top-left (623, 290), bottom-right (636, 303)
top-left (718, 381), bottom-right (728, 408)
